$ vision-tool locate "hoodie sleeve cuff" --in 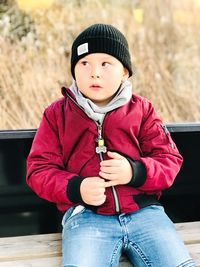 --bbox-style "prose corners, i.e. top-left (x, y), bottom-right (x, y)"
top-left (126, 158), bottom-right (147, 187)
top-left (66, 176), bottom-right (85, 203)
